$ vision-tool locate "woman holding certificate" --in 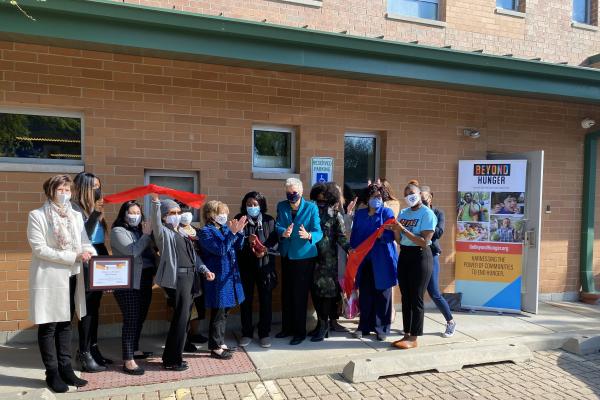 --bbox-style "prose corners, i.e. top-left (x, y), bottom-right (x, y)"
top-left (150, 194), bottom-right (215, 371)
top-left (27, 175), bottom-right (95, 392)
top-left (111, 200), bottom-right (158, 375)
